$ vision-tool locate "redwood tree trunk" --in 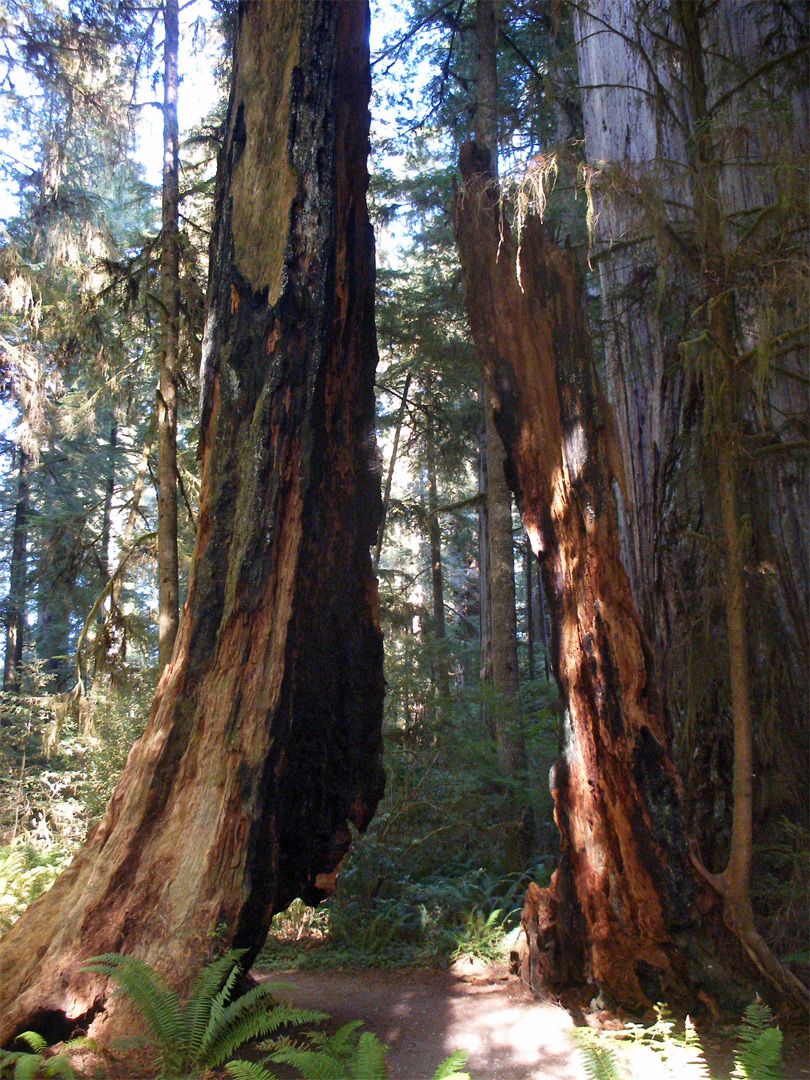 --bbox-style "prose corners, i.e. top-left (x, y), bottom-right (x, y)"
top-left (456, 146), bottom-right (694, 1009)
top-left (0, 0), bottom-right (383, 1046)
